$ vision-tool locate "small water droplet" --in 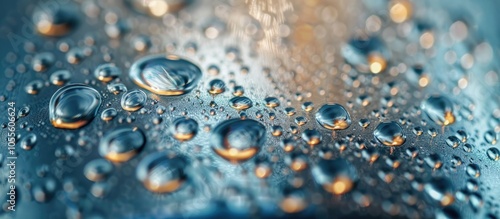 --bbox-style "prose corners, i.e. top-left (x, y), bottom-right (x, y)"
top-left (421, 95), bottom-right (455, 126)
top-left (210, 119), bottom-right (266, 163)
top-left (129, 54), bottom-right (202, 96)
top-left (94, 63), bottom-right (121, 83)
top-left (50, 70), bottom-right (72, 86)
top-left (121, 89), bottom-right (147, 112)
top-left (207, 79), bottom-right (226, 95)
top-left (374, 122), bottom-right (406, 146)
top-left (169, 117), bottom-right (198, 141)
top-left (486, 147), bottom-right (500, 161)
top-left (312, 158), bottom-right (358, 195)
top-left (99, 127), bottom-right (146, 162)
top-left (424, 177), bottom-right (455, 206)
top-left (20, 133), bottom-right (37, 151)
top-left (315, 104), bottom-right (352, 130)
top-left (136, 152), bottom-right (188, 193)
top-left (465, 164), bottom-right (480, 178)
top-left (264, 97), bottom-right (280, 109)
top-left (84, 159), bottom-right (114, 182)
top-left (49, 84), bottom-right (102, 129)
top-left (301, 129), bottom-right (322, 146)
top-left (101, 108), bottom-right (118, 121)
top-left (229, 96), bottom-right (253, 111)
